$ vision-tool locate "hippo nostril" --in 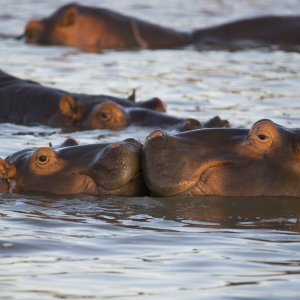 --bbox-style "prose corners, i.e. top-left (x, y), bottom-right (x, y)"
top-left (146, 130), bottom-right (168, 141)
